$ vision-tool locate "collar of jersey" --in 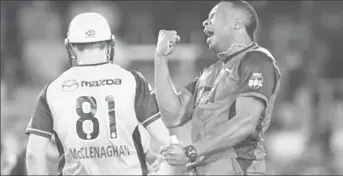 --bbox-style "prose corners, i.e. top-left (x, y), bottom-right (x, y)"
top-left (74, 62), bottom-right (109, 67)
top-left (218, 42), bottom-right (257, 64)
